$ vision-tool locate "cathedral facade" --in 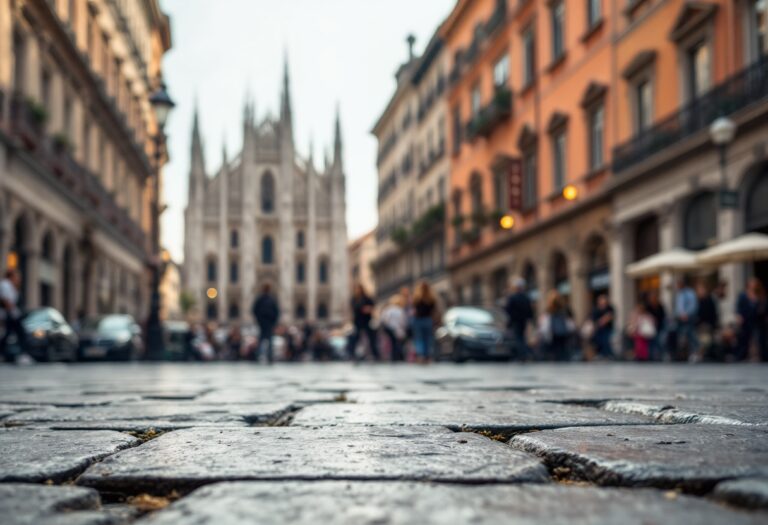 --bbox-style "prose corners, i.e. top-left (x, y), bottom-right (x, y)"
top-left (183, 65), bottom-right (349, 327)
